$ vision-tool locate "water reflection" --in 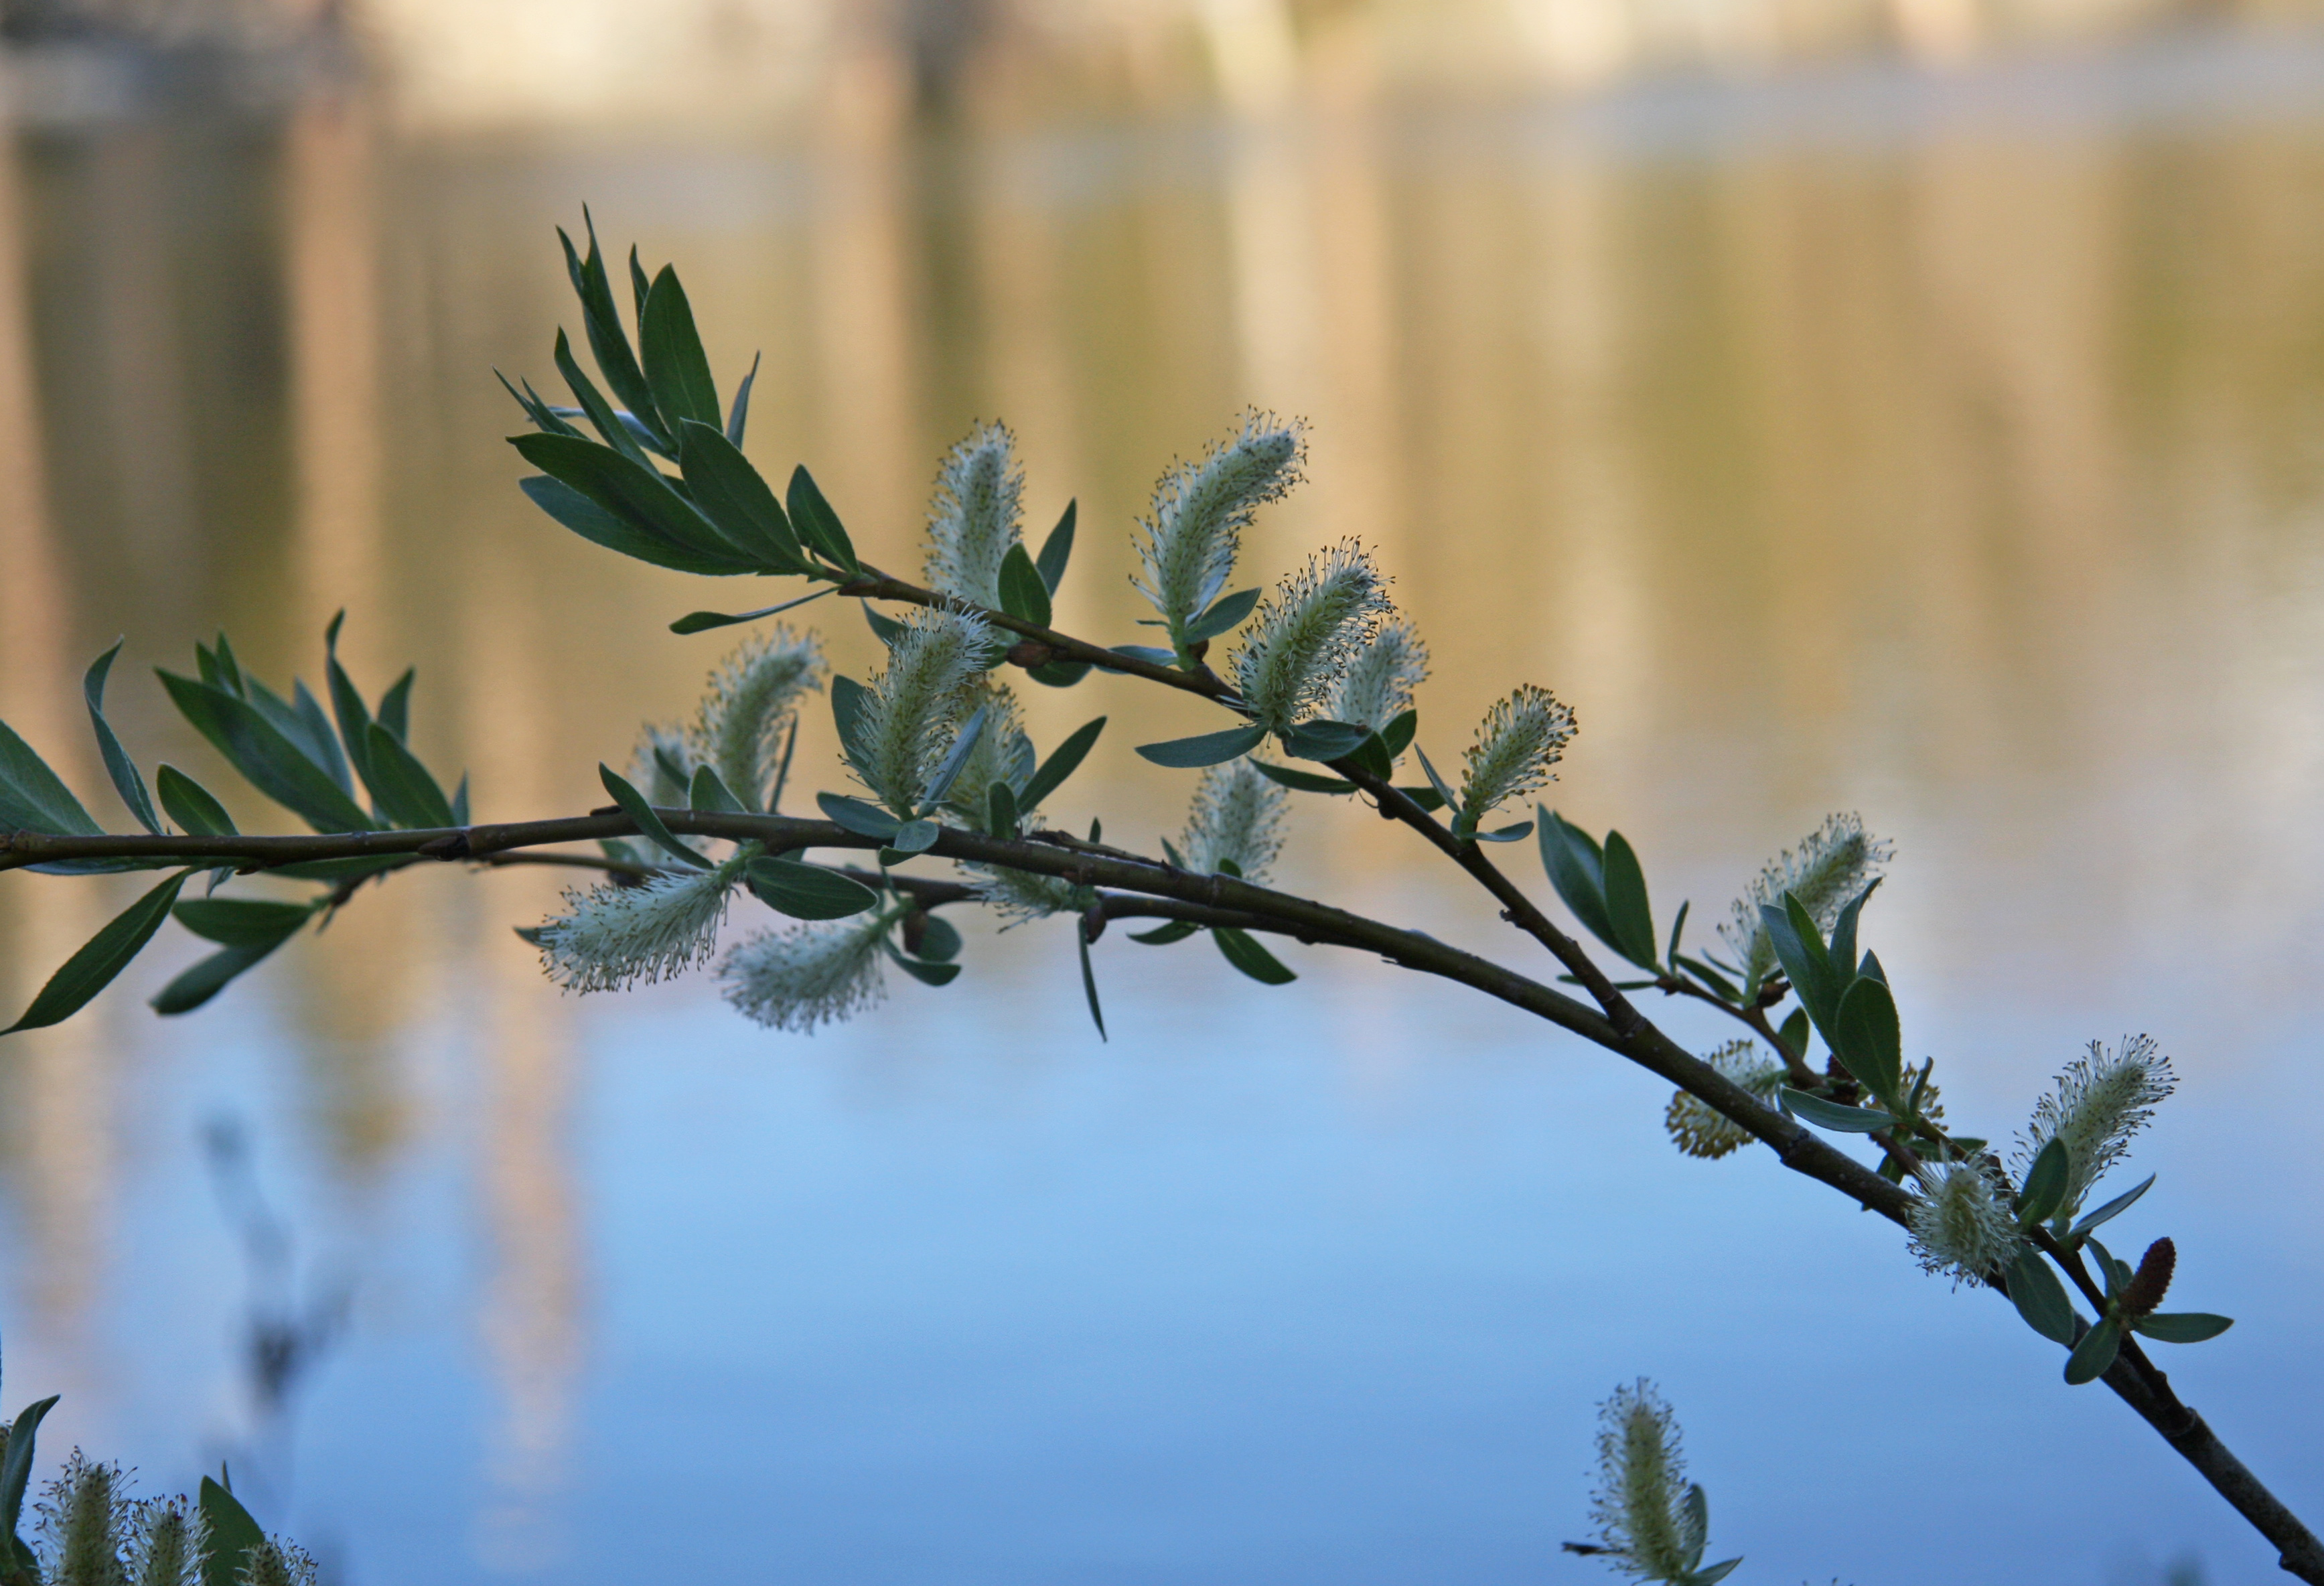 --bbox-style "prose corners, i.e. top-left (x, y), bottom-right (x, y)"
top-left (0, 46), bottom-right (2321, 1584)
